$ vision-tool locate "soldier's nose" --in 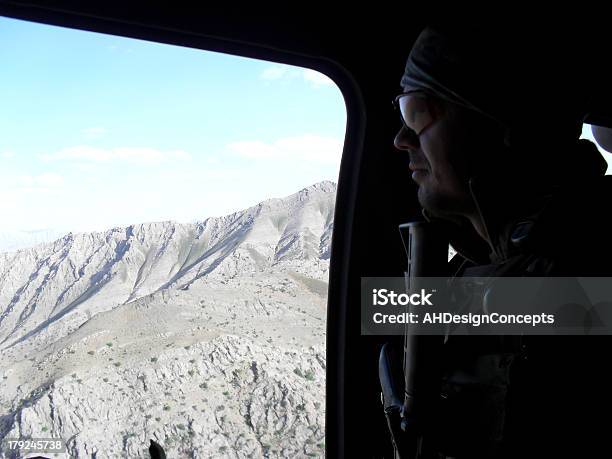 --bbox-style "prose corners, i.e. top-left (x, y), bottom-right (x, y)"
top-left (394, 126), bottom-right (420, 151)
